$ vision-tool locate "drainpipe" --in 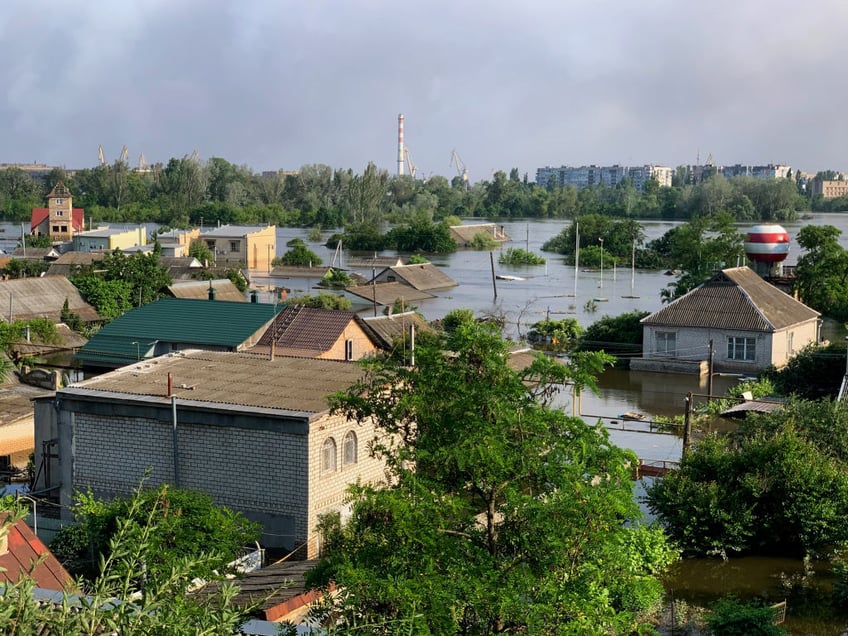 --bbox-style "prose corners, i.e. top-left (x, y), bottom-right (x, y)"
top-left (168, 373), bottom-right (180, 486)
